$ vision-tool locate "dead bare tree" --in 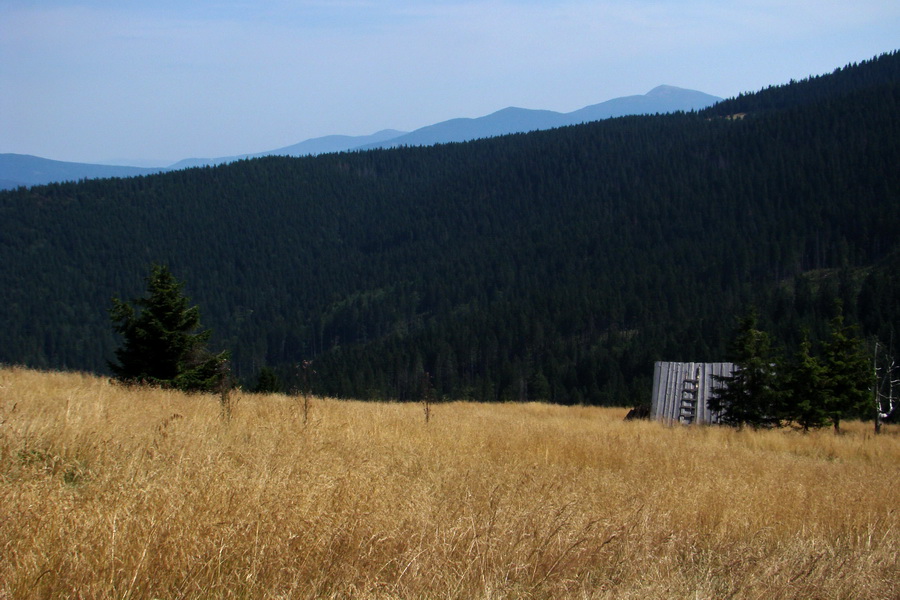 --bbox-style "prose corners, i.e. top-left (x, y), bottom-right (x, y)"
top-left (218, 359), bottom-right (236, 421)
top-left (873, 340), bottom-right (899, 434)
top-left (298, 360), bottom-right (313, 426)
top-left (420, 371), bottom-right (434, 424)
